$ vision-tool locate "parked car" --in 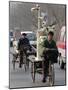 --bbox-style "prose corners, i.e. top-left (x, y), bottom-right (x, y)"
top-left (57, 26), bottom-right (66, 69)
